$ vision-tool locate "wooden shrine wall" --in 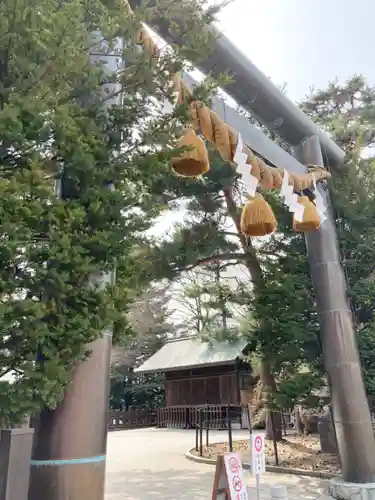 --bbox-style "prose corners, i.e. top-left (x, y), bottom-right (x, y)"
top-left (164, 364), bottom-right (253, 406)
